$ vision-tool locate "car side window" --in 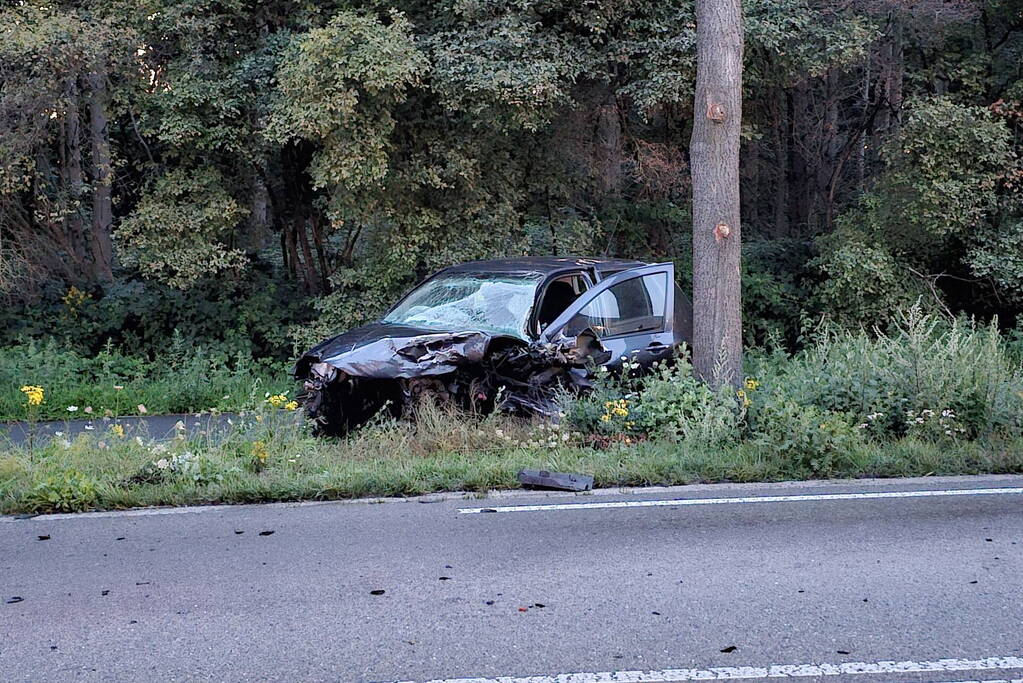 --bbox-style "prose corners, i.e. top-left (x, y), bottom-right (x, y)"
top-left (536, 273), bottom-right (588, 332)
top-left (562, 272), bottom-right (667, 338)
